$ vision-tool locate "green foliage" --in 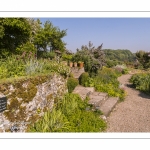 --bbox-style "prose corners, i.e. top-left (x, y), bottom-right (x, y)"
top-left (113, 64), bottom-right (129, 74)
top-left (0, 56), bottom-right (70, 80)
top-left (62, 53), bottom-right (73, 61)
top-left (67, 77), bottom-right (79, 93)
top-left (0, 18), bottom-right (31, 57)
top-left (68, 72), bottom-right (74, 78)
top-left (130, 73), bottom-right (150, 94)
top-left (25, 59), bottom-right (44, 75)
top-left (34, 21), bottom-right (67, 53)
top-left (28, 93), bottom-right (107, 132)
top-left (84, 77), bottom-right (95, 87)
top-left (16, 42), bottom-right (36, 55)
top-left (105, 59), bottom-right (122, 68)
top-left (82, 67), bottom-right (126, 101)
top-left (41, 51), bottom-right (56, 59)
top-left (72, 41), bottom-right (105, 76)
top-left (104, 49), bottom-right (135, 62)
top-left (42, 60), bottom-right (70, 78)
top-left (79, 72), bottom-right (89, 86)
top-left (28, 109), bottom-right (70, 132)
top-left (122, 68), bottom-right (129, 74)
top-left (0, 18), bottom-right (68, 59)
top-left (135, 50), bottom-right (150, 69)
top-left (0, 55), bottom-right (25, 79)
